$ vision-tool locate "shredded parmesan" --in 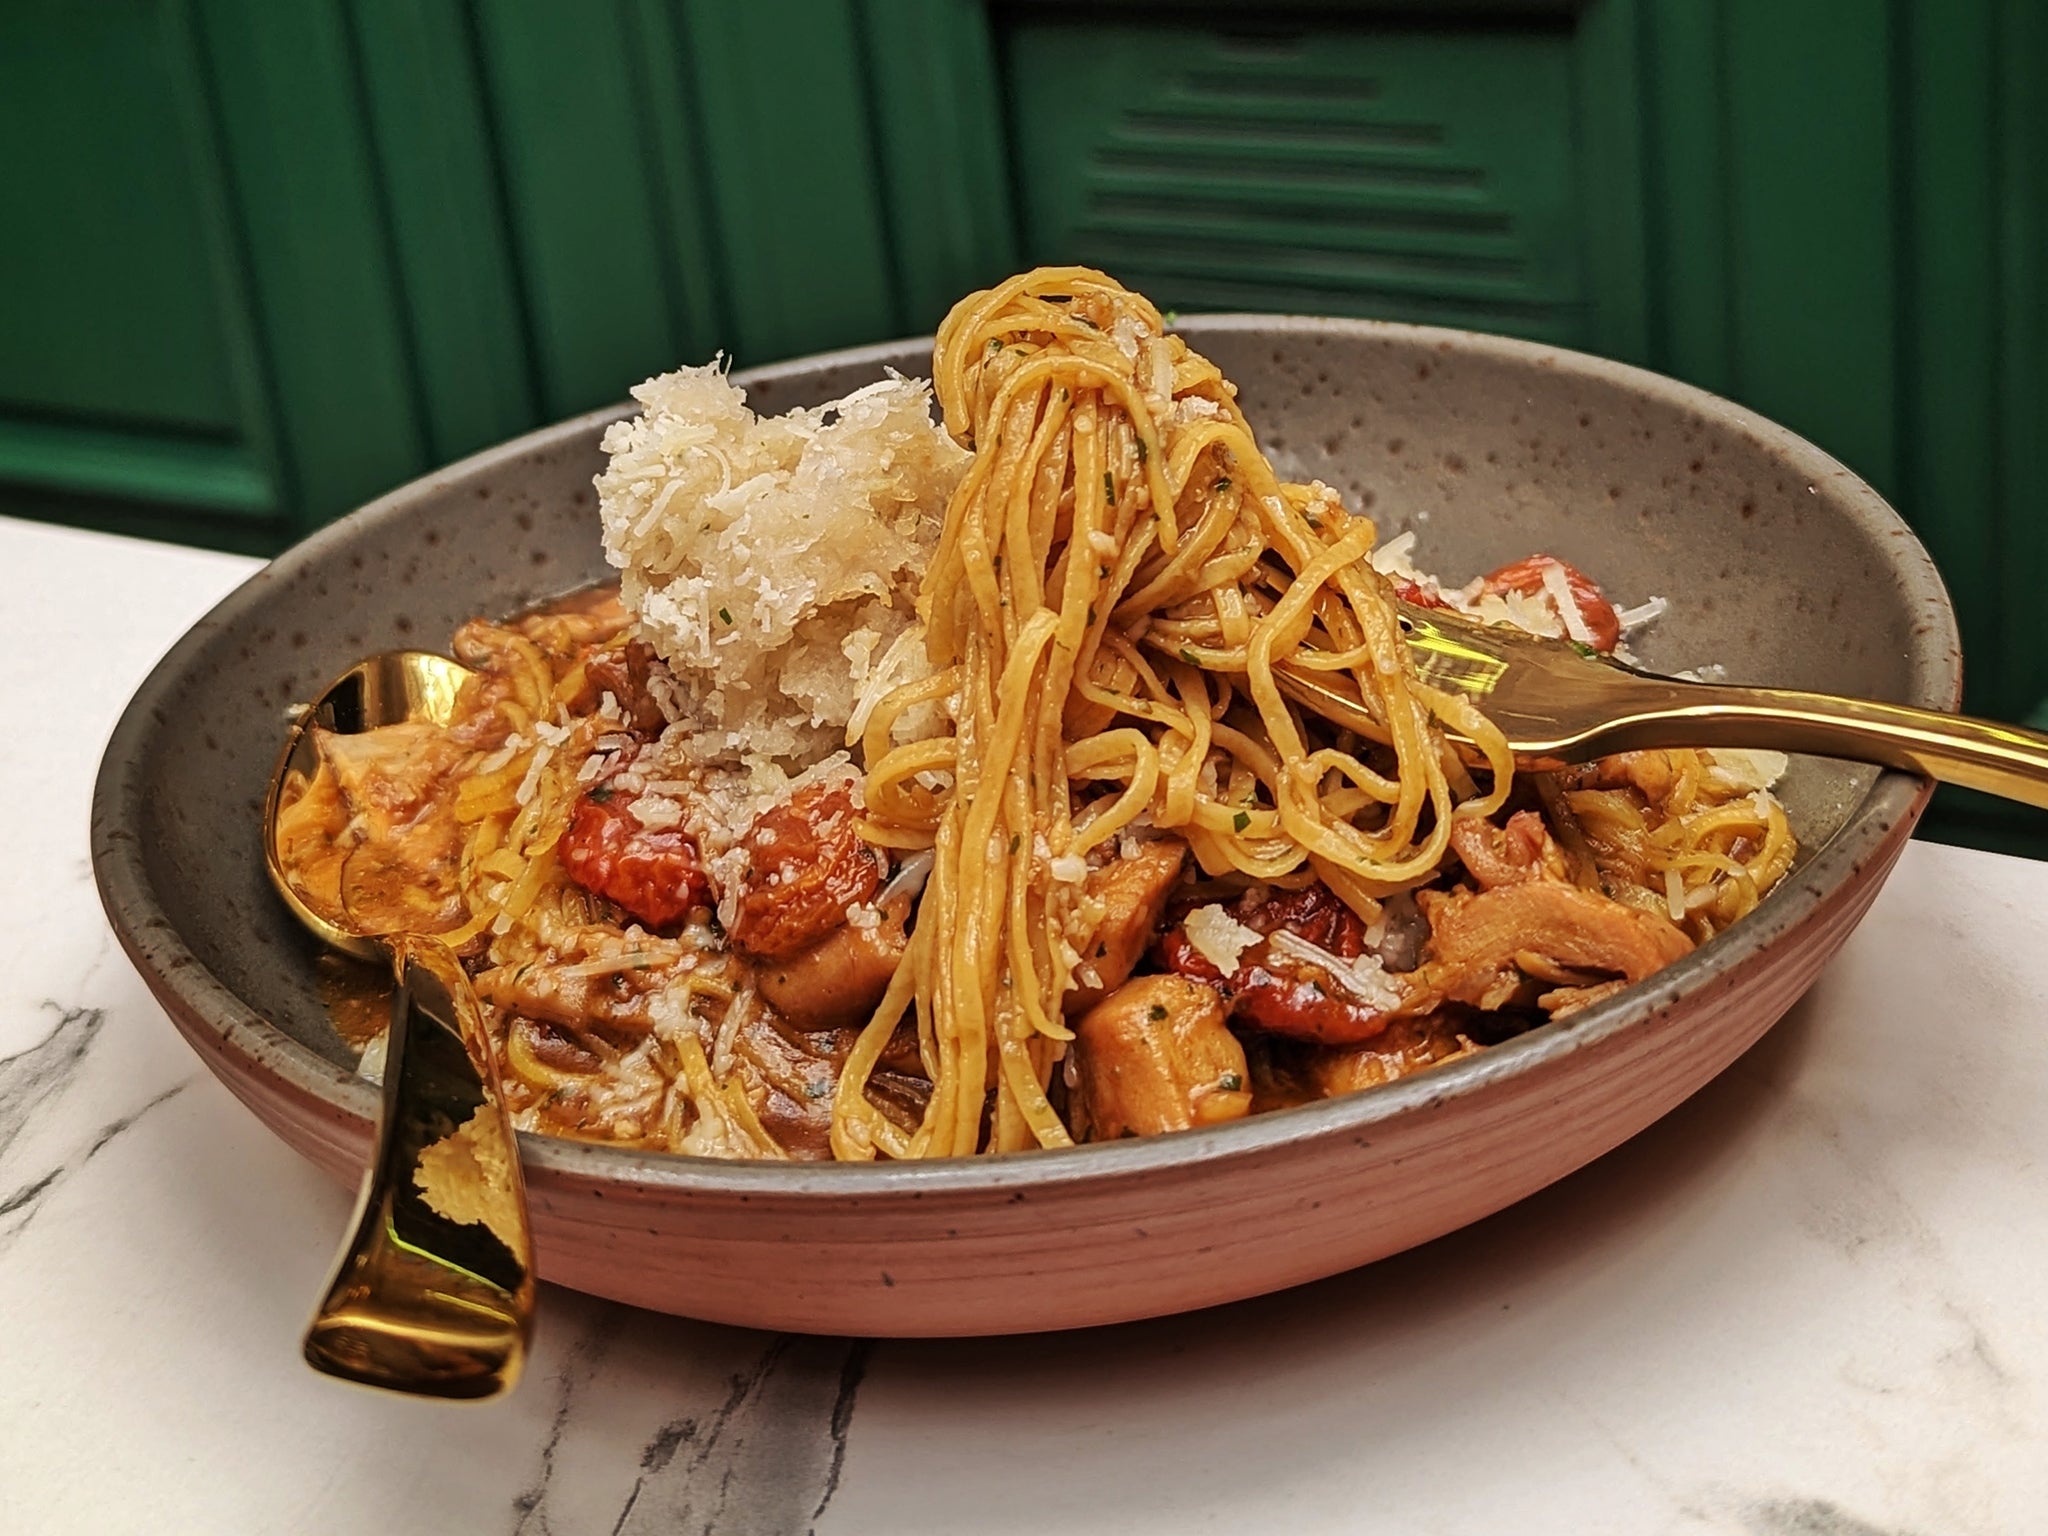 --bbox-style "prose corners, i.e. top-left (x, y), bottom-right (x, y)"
top-left (1704, 748), bottom-right (1789, 792)
top-left (1266, 929), bottom-right (1402, 1011)
top-left (1539, 560), bottom-right (1599, 647)
top-left (1615, 595), bottom-right (1668, 631)
top-left (1183, 904), bottom-right (1262, 977)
